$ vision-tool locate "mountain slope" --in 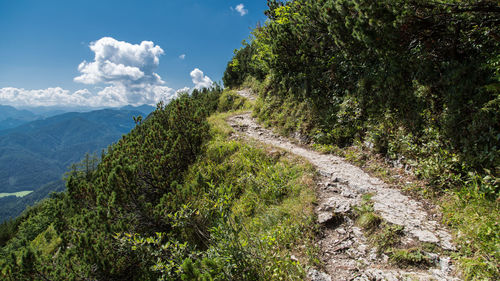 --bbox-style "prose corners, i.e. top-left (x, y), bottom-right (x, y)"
top-left (0, 109), bottom-right (143, 194)
top-left (0, 180), bottom-right (65, 222)
top-left (0, 105), bottom-right (38, 131)
top-left (119, 104), bottom-right (156, 116)
top-left (0, 0), bottom-right (497, 279)
top-left (228, 109), bottom-right (458, 280)
top-left (224, 1), bottom-right (498, 279)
